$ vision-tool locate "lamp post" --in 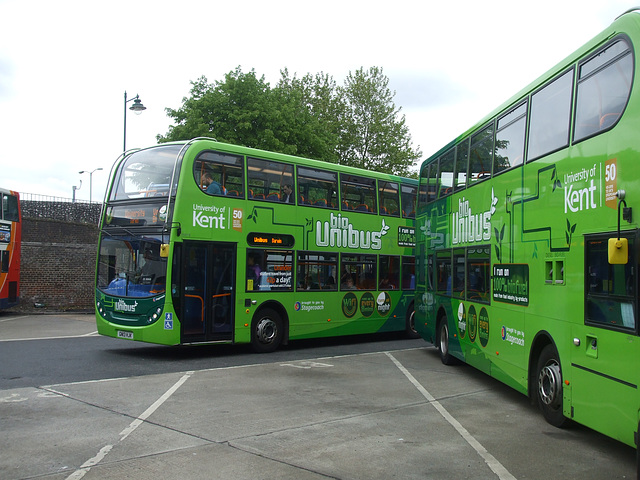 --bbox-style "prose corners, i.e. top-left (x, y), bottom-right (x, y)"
top-left (79, 168), bottom-right (103, 203)
top-left (123, 91), bottom-right (146, 152)
top-left (72, 180), bottom-right (82, 203)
